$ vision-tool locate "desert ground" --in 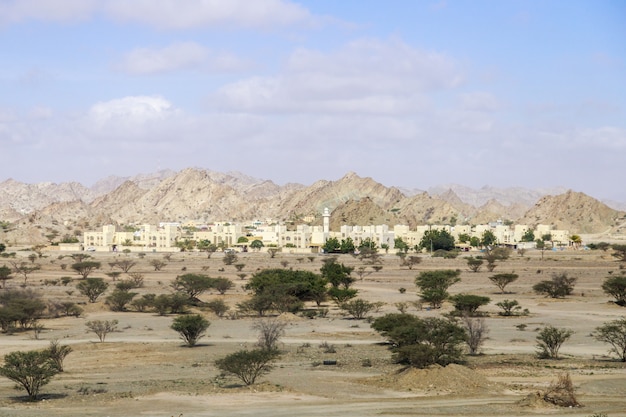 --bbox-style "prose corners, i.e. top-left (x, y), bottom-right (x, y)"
top-left (0, 247), bottom-right (625, 417)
